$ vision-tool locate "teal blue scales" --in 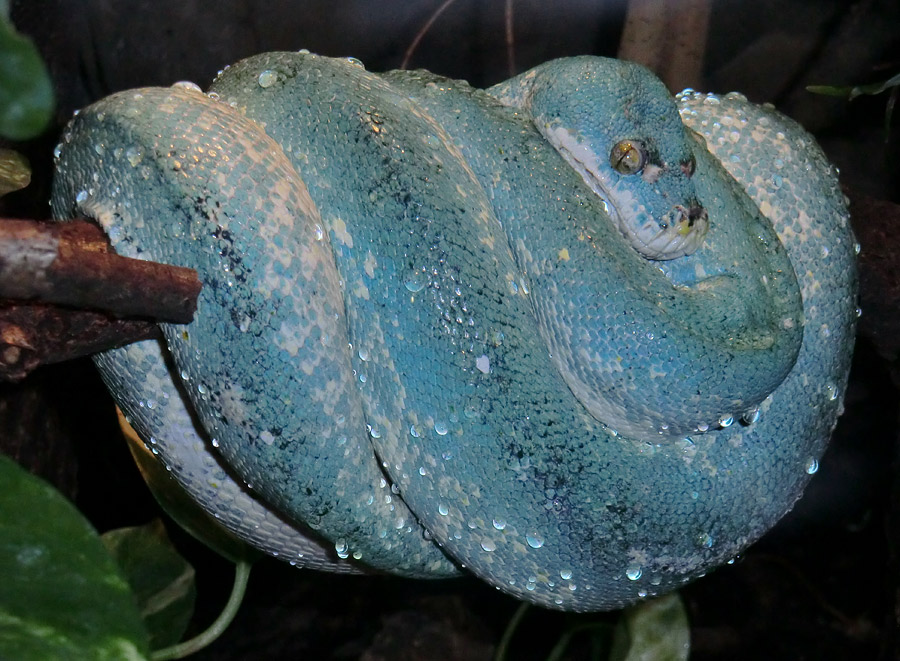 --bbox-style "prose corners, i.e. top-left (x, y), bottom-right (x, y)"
top-left (50, 52), bottom-right (857, 612)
